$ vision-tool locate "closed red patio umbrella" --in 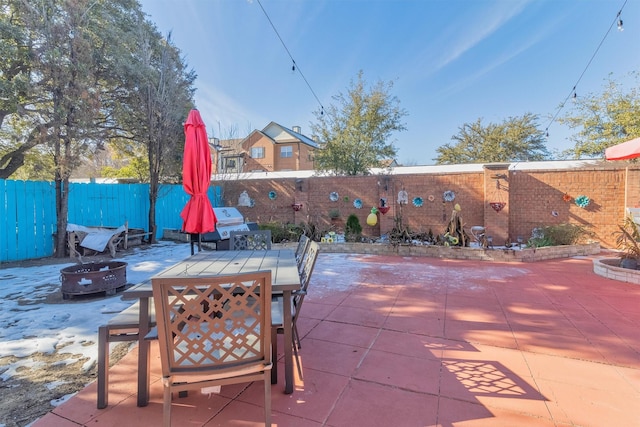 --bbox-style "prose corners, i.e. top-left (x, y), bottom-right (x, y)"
top-left (605, 137), bottom-right (640, 160)
top-left (180, 109), bottom-right (216, 249)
